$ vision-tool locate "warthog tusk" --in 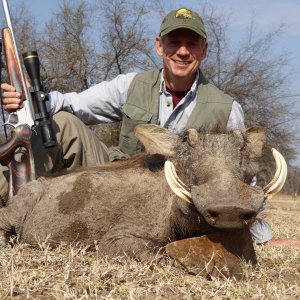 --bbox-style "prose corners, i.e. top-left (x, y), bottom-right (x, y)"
top-left (263, 148), bottom-right (288, 199)
top-left (164, 160), bottom-right (192, 203)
